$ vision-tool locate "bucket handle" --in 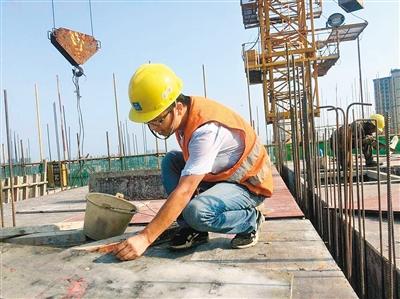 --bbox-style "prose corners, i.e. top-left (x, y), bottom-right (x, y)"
top-left (90, 201), bottom-right (136, 214)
